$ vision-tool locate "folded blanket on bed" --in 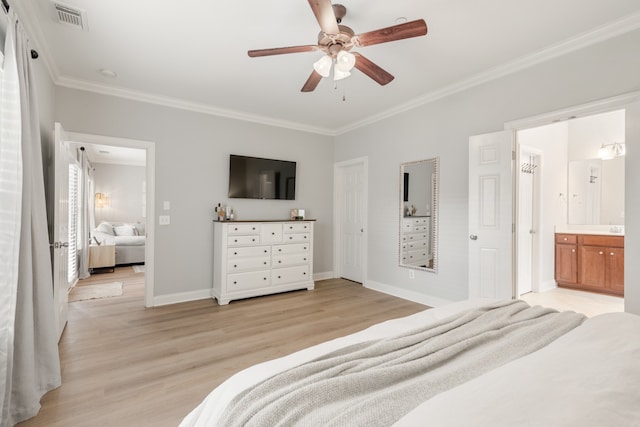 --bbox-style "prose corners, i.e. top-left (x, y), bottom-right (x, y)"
top-left (219, 300), bottom-right (586, 427)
